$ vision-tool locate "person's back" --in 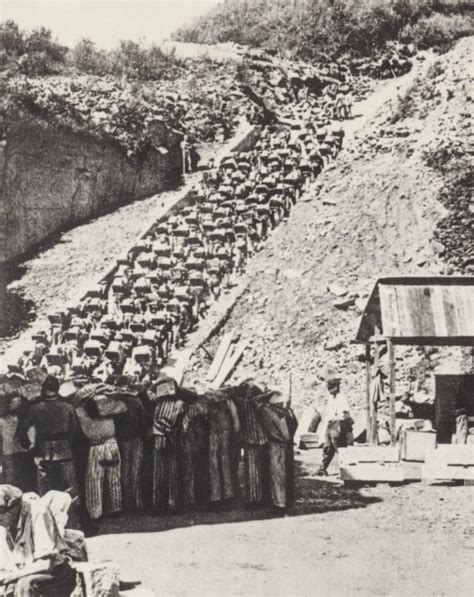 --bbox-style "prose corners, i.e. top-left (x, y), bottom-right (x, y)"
top-left (17, 375), bottom-right (78, 495)
top-left (29, 400), bottom-right (75, 436)
top-left (18, 379), bottom-right (77, 464)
